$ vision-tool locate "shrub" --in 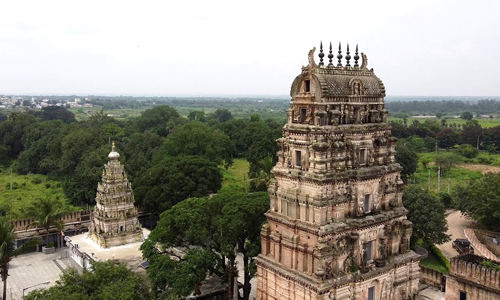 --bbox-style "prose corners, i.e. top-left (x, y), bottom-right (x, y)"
top-left (437, 192), bottom-right (454, 208)
top-left (429, 244), bottom-right (450, 271)
top-left (31, 177), bottom-right (43, 184)
top-left (454, 144), bottom-right (479, 159)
